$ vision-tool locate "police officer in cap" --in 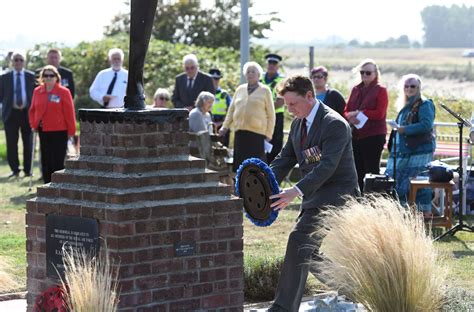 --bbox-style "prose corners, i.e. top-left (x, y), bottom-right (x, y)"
top-left (209, 68), bottom-right (232, 146)
top-left (262, 53), bottom-right (285, 163)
